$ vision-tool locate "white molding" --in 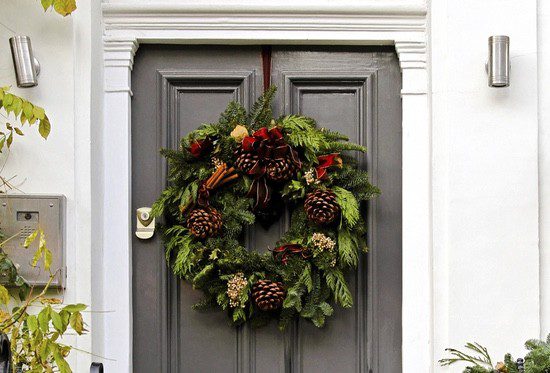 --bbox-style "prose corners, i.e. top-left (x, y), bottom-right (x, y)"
top-left (100, 2), bottom-right (430, 372)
